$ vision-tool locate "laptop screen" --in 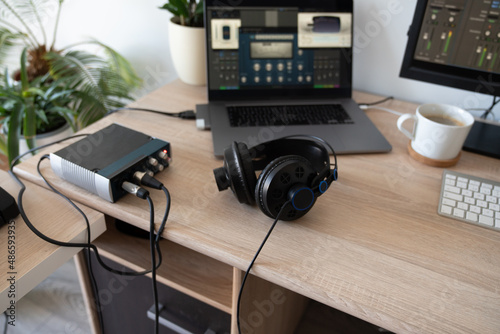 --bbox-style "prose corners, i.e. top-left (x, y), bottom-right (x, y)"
top-left (205, 0), bottom-right (353, 101)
